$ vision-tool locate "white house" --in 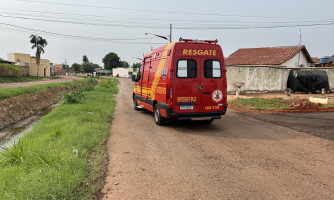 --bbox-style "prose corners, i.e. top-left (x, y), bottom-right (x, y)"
top-left (113, 67), bottom-right (129, 77)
